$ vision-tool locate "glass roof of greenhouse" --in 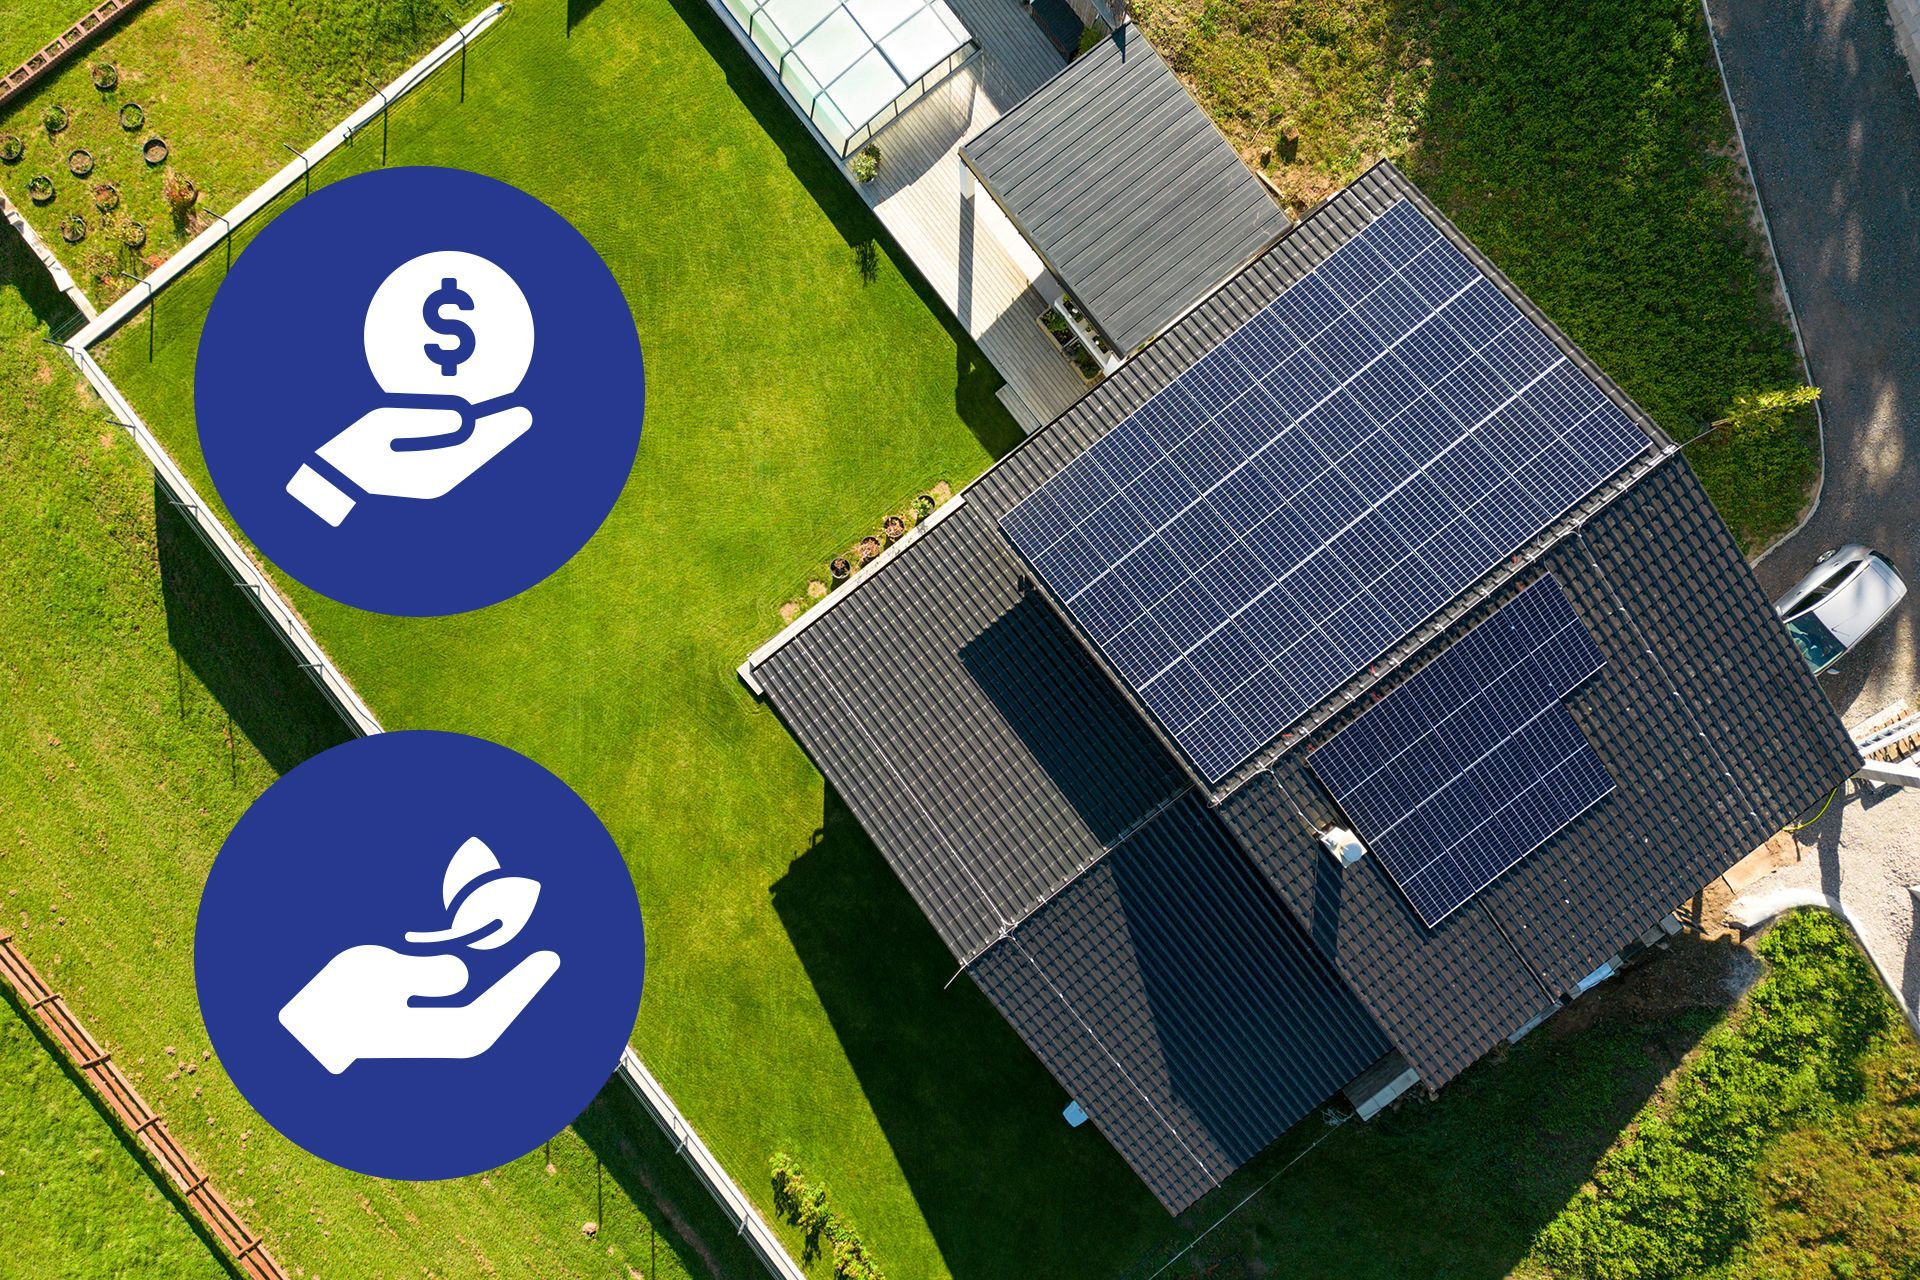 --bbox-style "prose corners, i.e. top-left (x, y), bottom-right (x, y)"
top-left (725, 0), bottom-right (974, 154)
